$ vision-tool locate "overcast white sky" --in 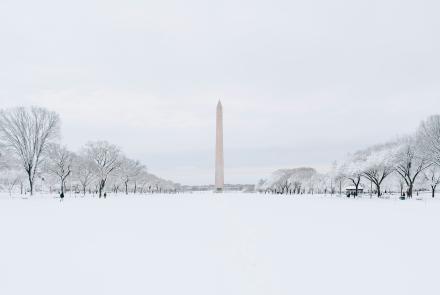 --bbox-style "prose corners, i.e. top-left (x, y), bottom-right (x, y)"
top-left (1, 0), bottom-right (440, 185)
